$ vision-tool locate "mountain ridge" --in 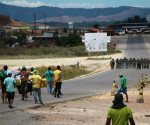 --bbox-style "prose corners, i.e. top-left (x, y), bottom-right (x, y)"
top-left (0, 3), bottom-right (149, 23)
